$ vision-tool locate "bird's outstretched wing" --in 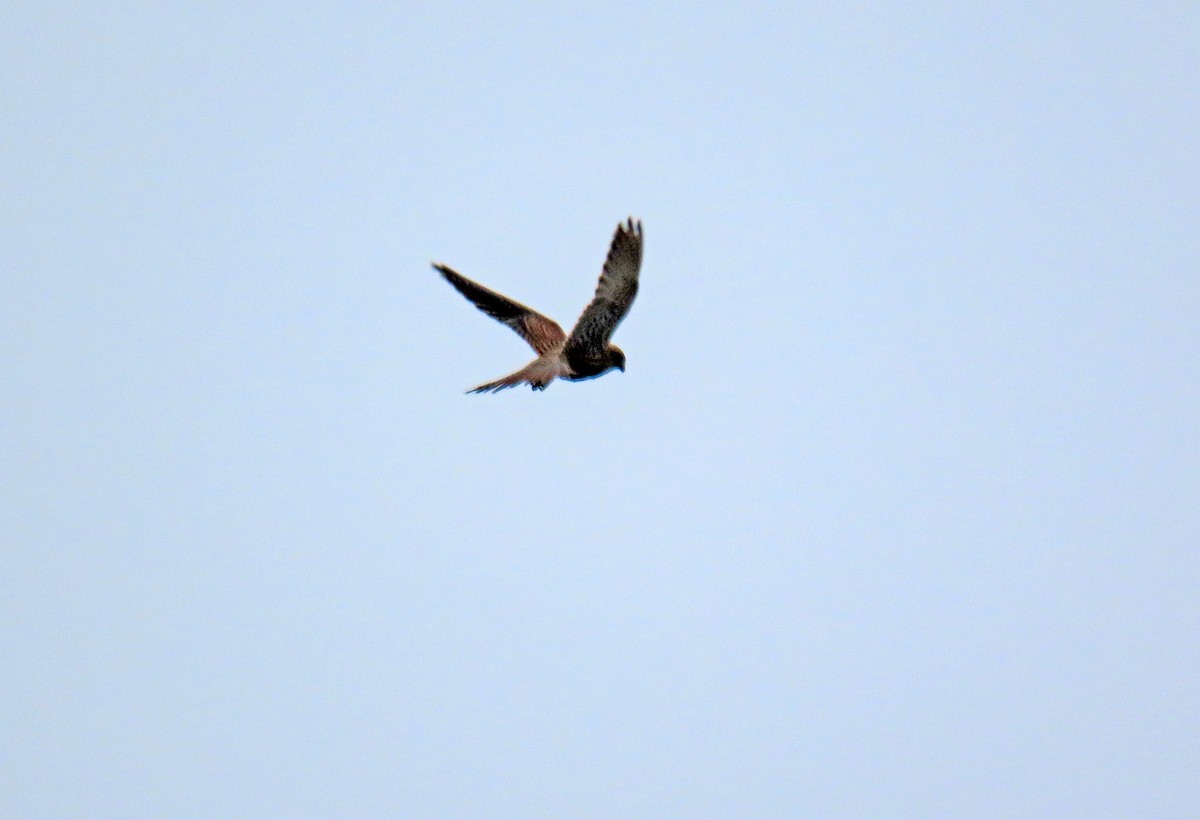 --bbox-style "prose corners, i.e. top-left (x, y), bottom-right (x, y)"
top-left (434, 263), bottom-right (567, 356)
top-left (565, 218), bottom-right (643, 357)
